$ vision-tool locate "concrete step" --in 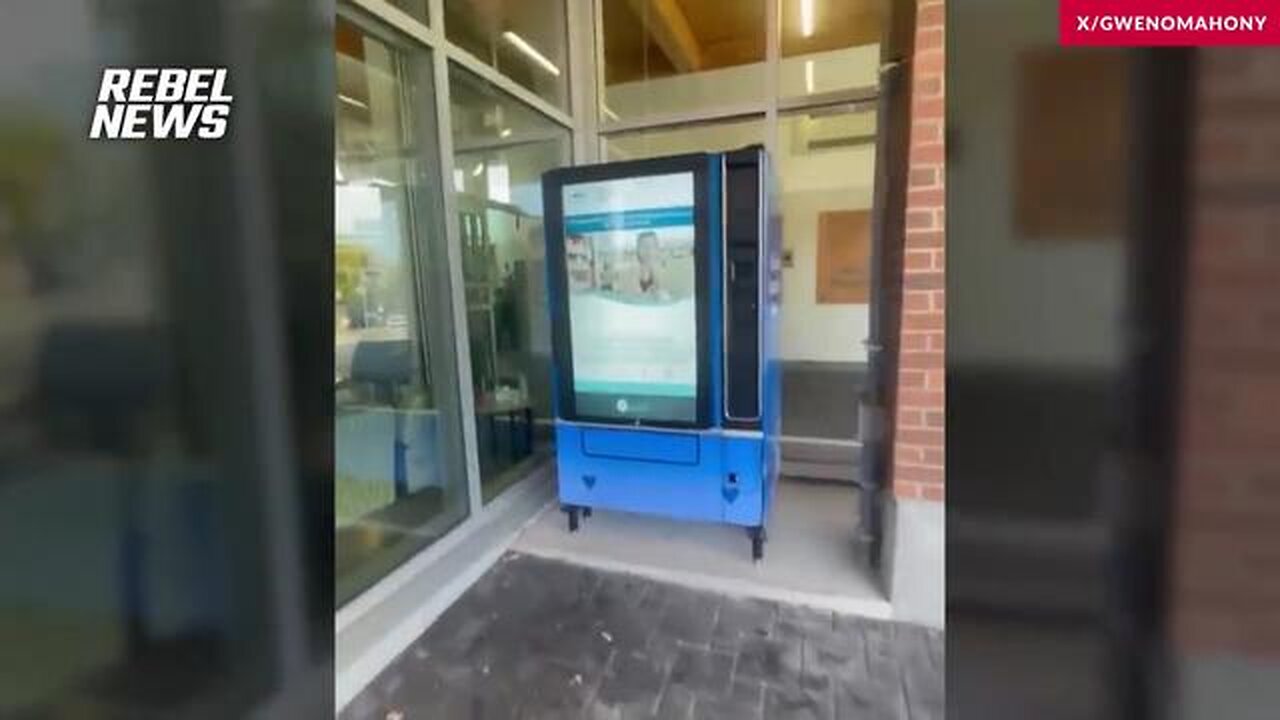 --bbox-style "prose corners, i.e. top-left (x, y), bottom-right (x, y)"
top-left (781, 437), bottom-right (860, 482)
